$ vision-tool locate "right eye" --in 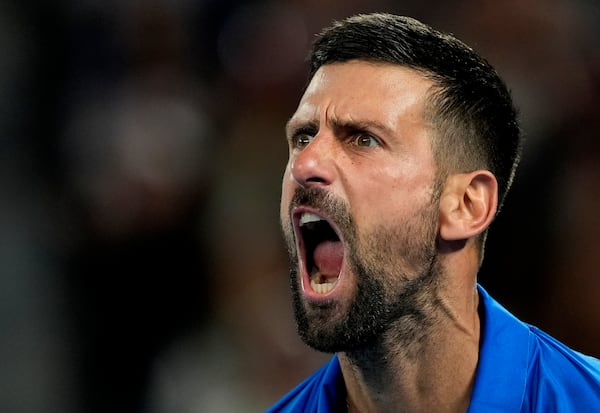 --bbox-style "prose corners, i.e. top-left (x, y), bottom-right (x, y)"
top-left (293, 133), bottom-right (314, 150)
